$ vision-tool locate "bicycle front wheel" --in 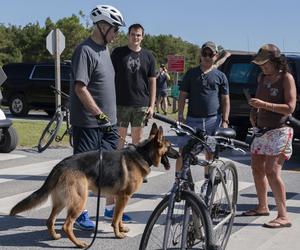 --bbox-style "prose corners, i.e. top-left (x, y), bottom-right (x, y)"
top-left (208, 161), bottom-right (238, 249)
top-left (37, 112), bottom-right (63, 152)
top-left (140, 190), bottom-right (213, 250)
